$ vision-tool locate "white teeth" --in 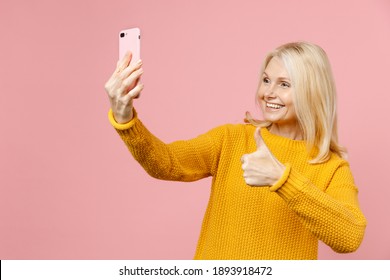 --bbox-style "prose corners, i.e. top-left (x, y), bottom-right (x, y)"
top-left (266, 102), bottom-right (284, 109)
